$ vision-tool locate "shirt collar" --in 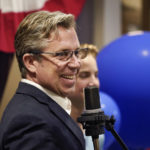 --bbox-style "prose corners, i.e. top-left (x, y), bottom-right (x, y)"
top-left (21, 79), bottom-right (71, 114)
